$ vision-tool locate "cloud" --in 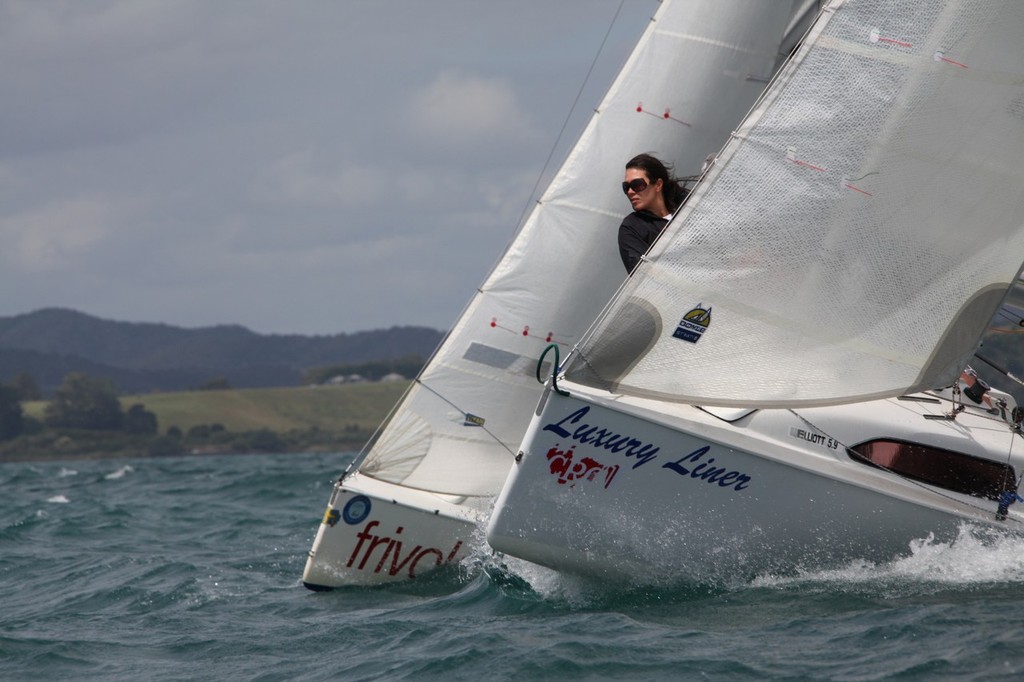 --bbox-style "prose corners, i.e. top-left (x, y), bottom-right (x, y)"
top-left (0, 194), bottom-right (134, 272)
top-left (257, 152), bottom-right (381, 210)
top-left (404, 70), bottom-right (539, 153)
top-left (0, 1), bottom-right (655, 334)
